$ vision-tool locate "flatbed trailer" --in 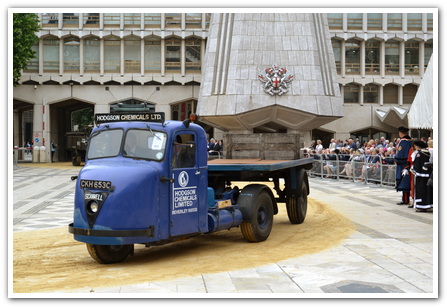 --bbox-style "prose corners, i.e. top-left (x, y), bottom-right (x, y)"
top-left (68, 113), bottom-right (313, 264)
